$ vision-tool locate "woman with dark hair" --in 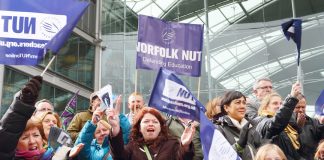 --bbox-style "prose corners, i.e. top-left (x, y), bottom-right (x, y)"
top-left (107, 107), bottom-right (195, 160)
top-left (255, 82), bottom-right (303, 160)
top-left (214, 90), bottom-right (256, 160)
